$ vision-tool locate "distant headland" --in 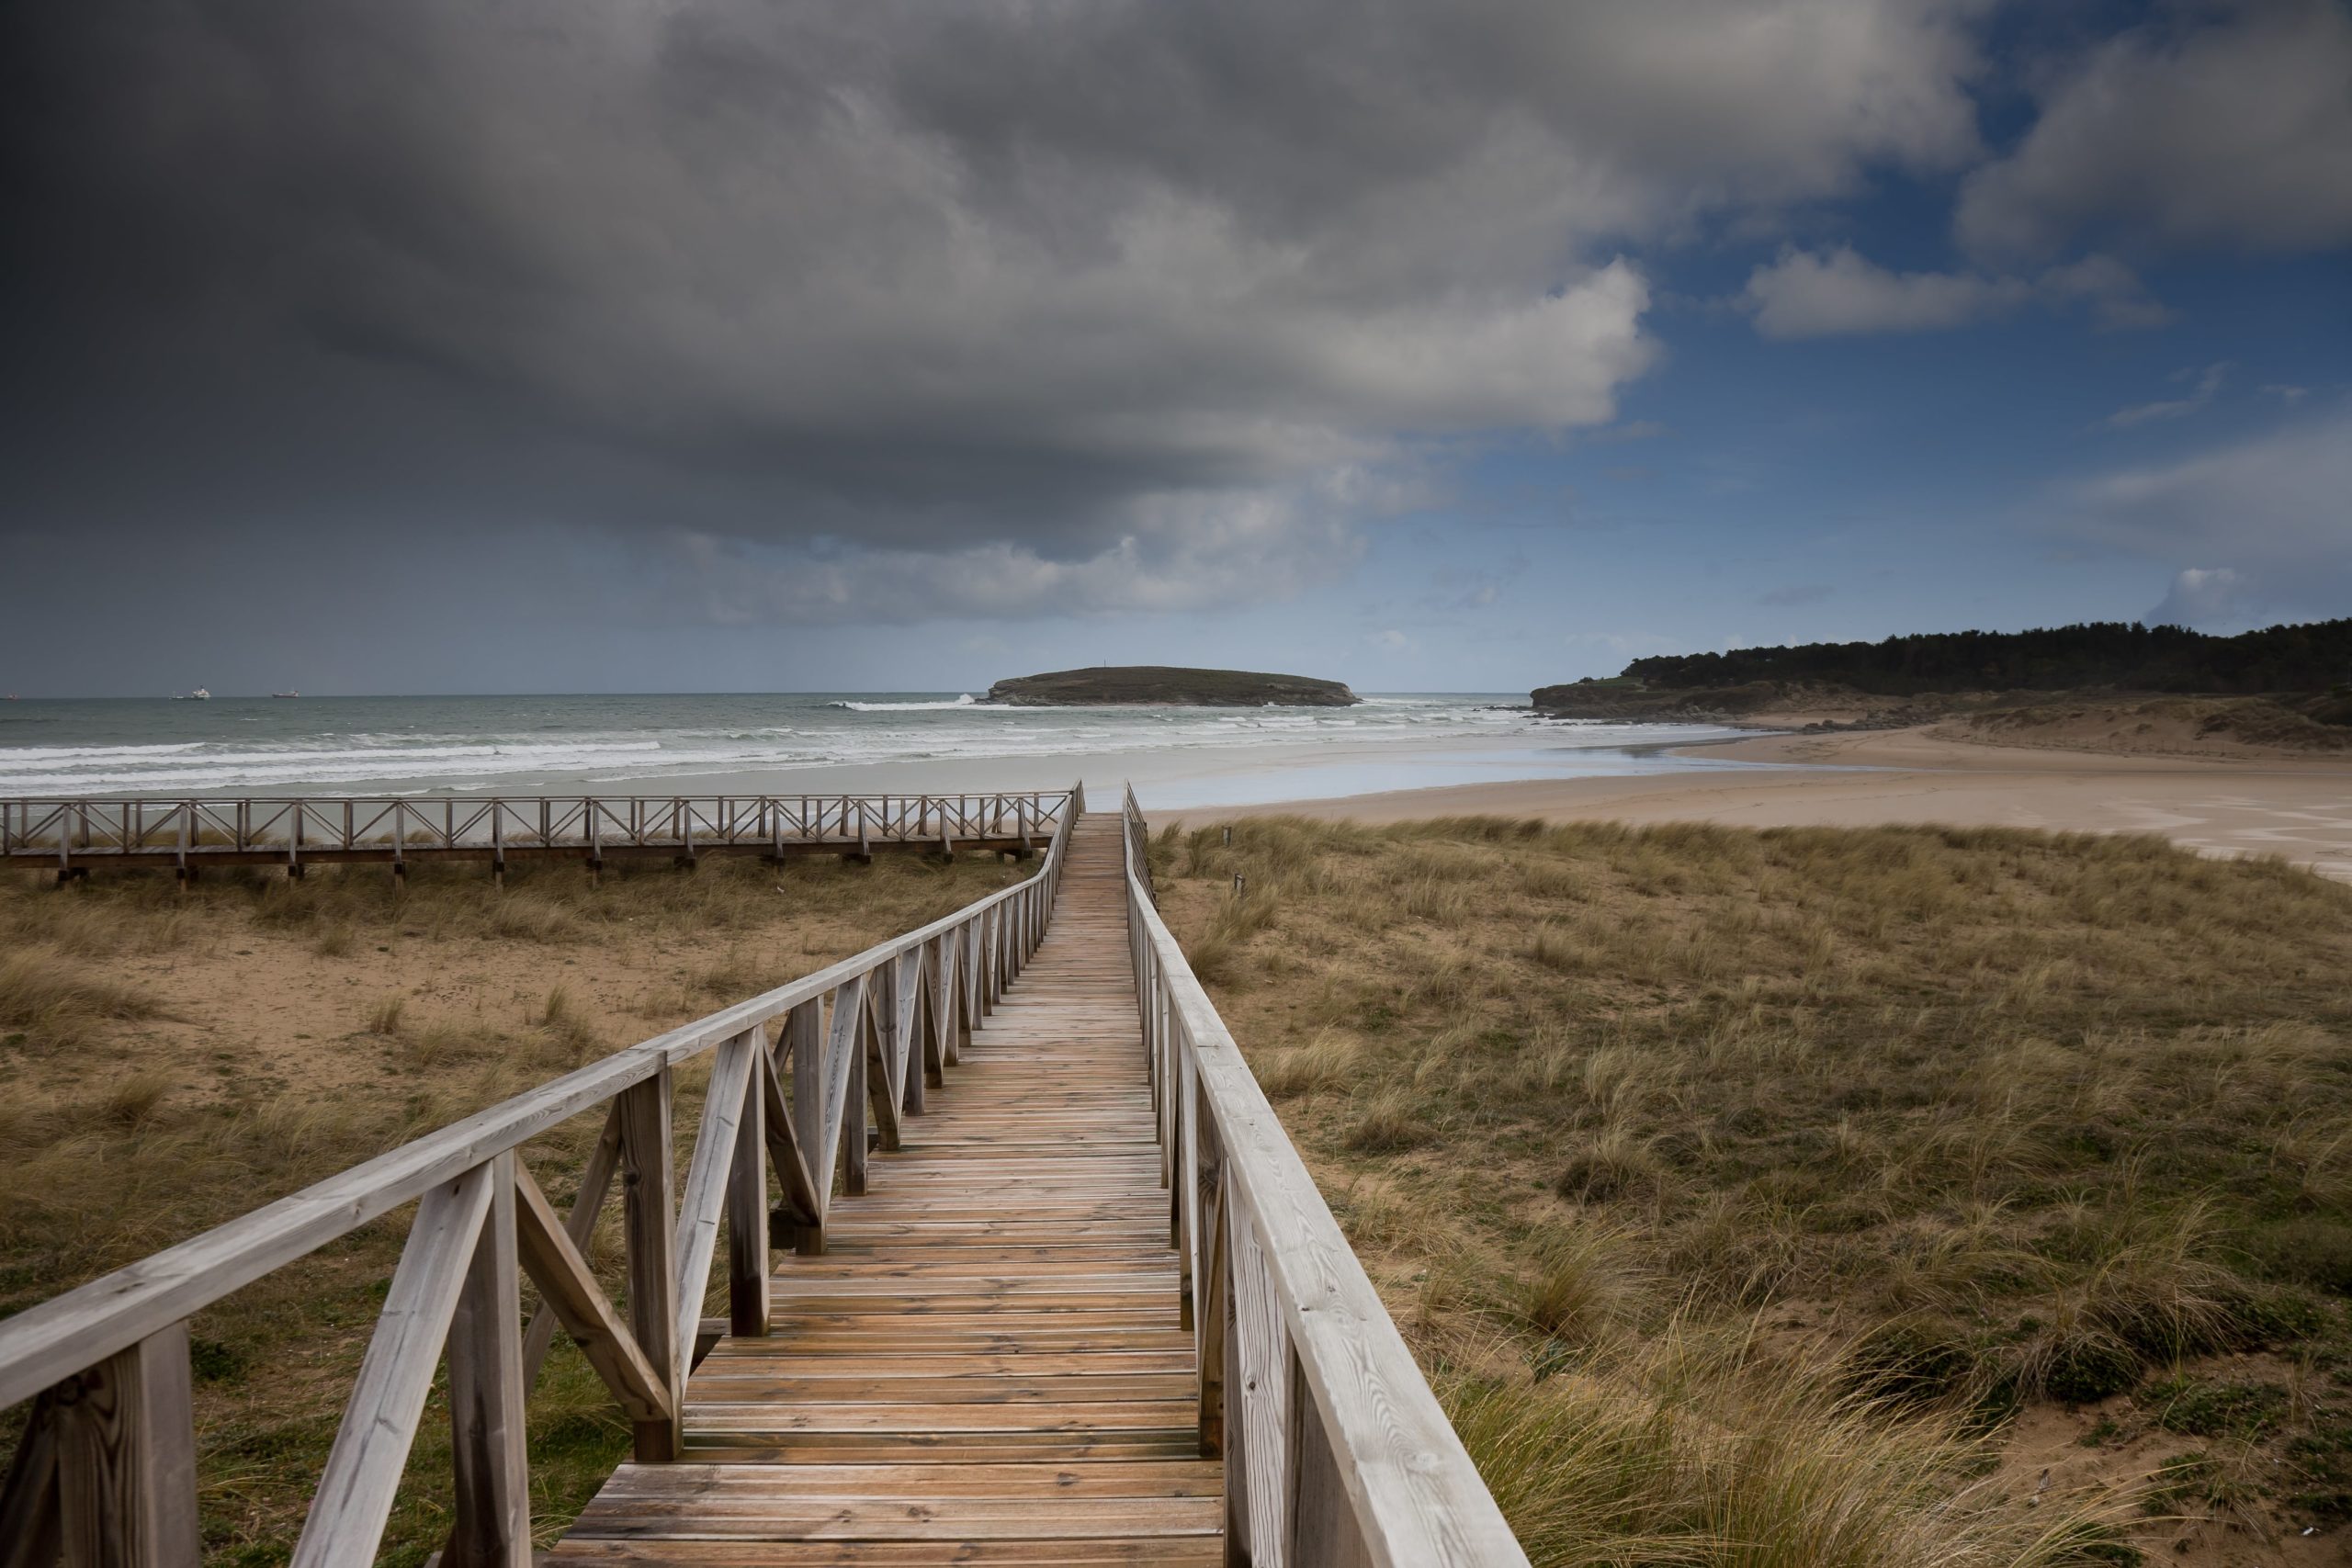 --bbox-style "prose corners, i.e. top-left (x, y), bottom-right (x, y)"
top-left (986, 665), bottom-right (1359, 707)
top-left (1532, 617), bottom-right (2352, 752)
